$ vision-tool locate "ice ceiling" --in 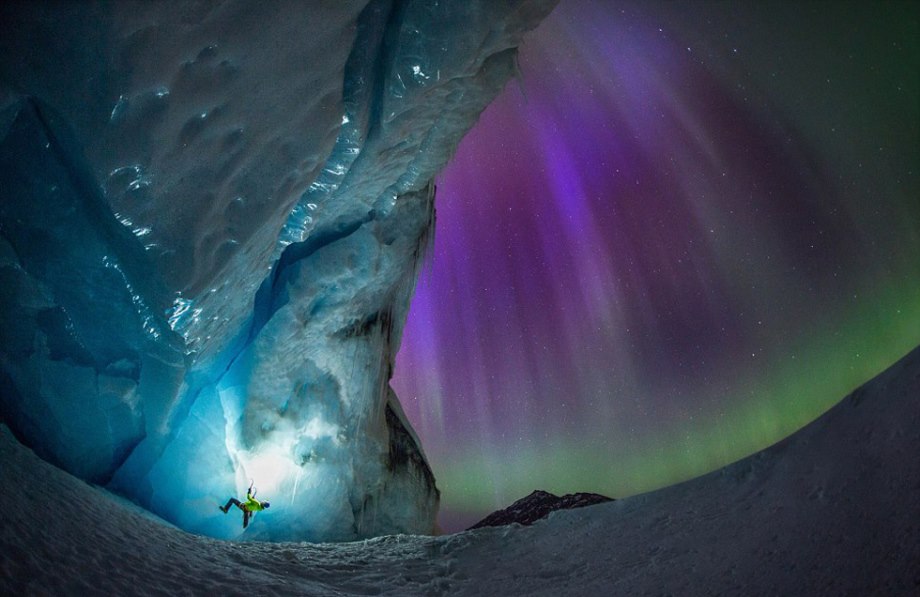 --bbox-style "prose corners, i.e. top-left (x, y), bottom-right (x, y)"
top-left (0, 0), bottom-right (556, 541)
